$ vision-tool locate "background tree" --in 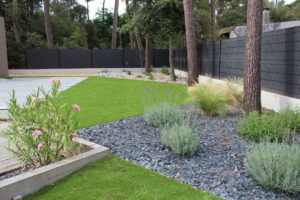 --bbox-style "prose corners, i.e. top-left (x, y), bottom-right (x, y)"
top-left (44, 0), bottom-right (54, 48)
top-left (111, 0), bottom-right (119, 49)
top-left (157, 0), bottom-right (185, 81)
top-left (183, 0), bottom-right (198, 85)
top-left (12, 0), bottom-right (21, 45)
top-left (243, 0), bottom-right (263, 112)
